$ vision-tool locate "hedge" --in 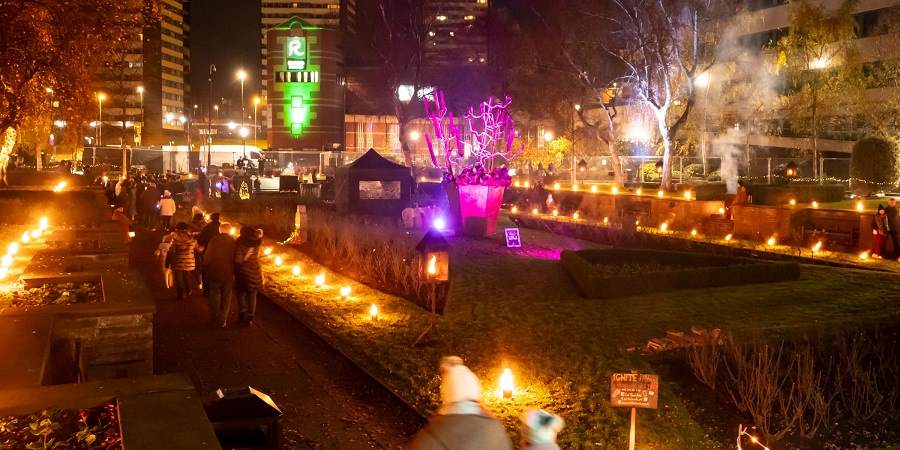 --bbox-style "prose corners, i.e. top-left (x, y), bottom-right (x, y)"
top-left (747, 183), bottom-right (845, 205)
top-left (561, 249), bottom-right (801, 299)
top-left (850, 136), bottom-right (900, 196)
